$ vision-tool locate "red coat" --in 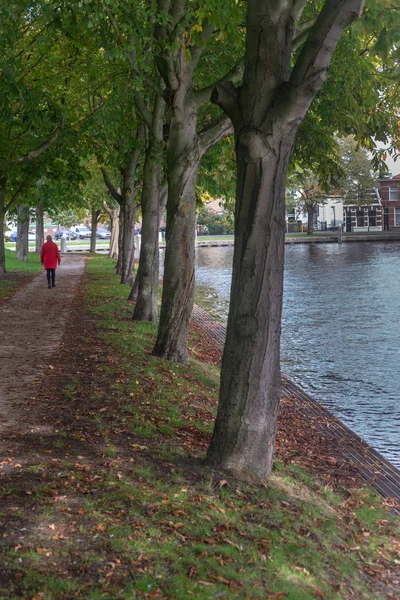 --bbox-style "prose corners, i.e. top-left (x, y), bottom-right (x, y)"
top-left (40, 240), bottom-right (61, 269)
